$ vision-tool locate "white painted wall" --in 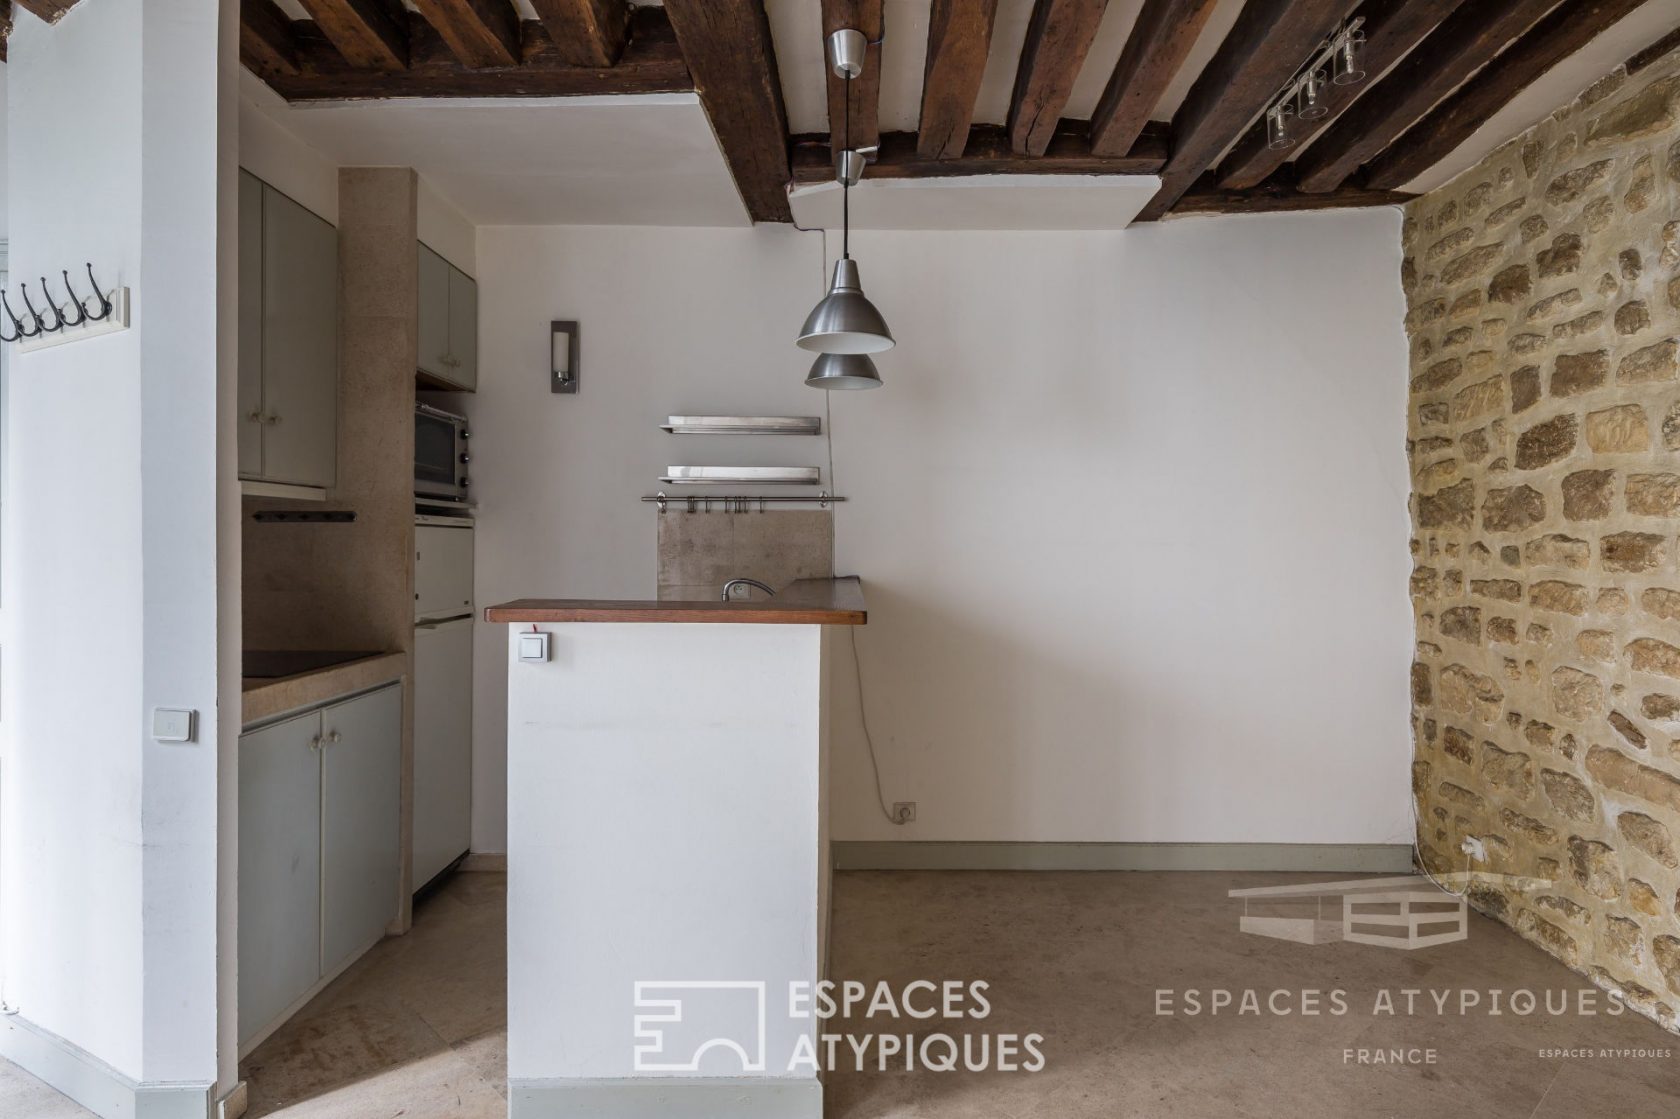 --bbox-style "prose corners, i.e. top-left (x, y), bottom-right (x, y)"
top-left (1, 0), bottom-right (230, 1096)
top-left (466, 212), bottom-right (1416, 851)
top-left (506, 622), bottom-right (822, 1093)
